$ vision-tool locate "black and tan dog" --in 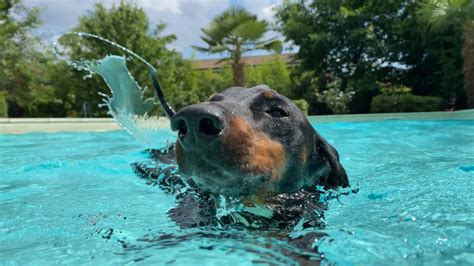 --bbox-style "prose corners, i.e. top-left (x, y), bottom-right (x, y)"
top-left (134, 85), bottom-right (349, 229)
